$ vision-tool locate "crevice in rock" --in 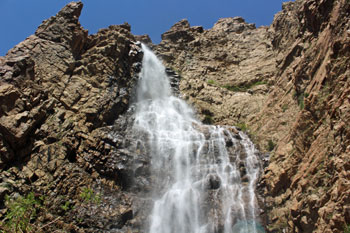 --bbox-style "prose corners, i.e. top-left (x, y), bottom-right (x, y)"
top-left (67, 147), bottom-right (77, 163)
